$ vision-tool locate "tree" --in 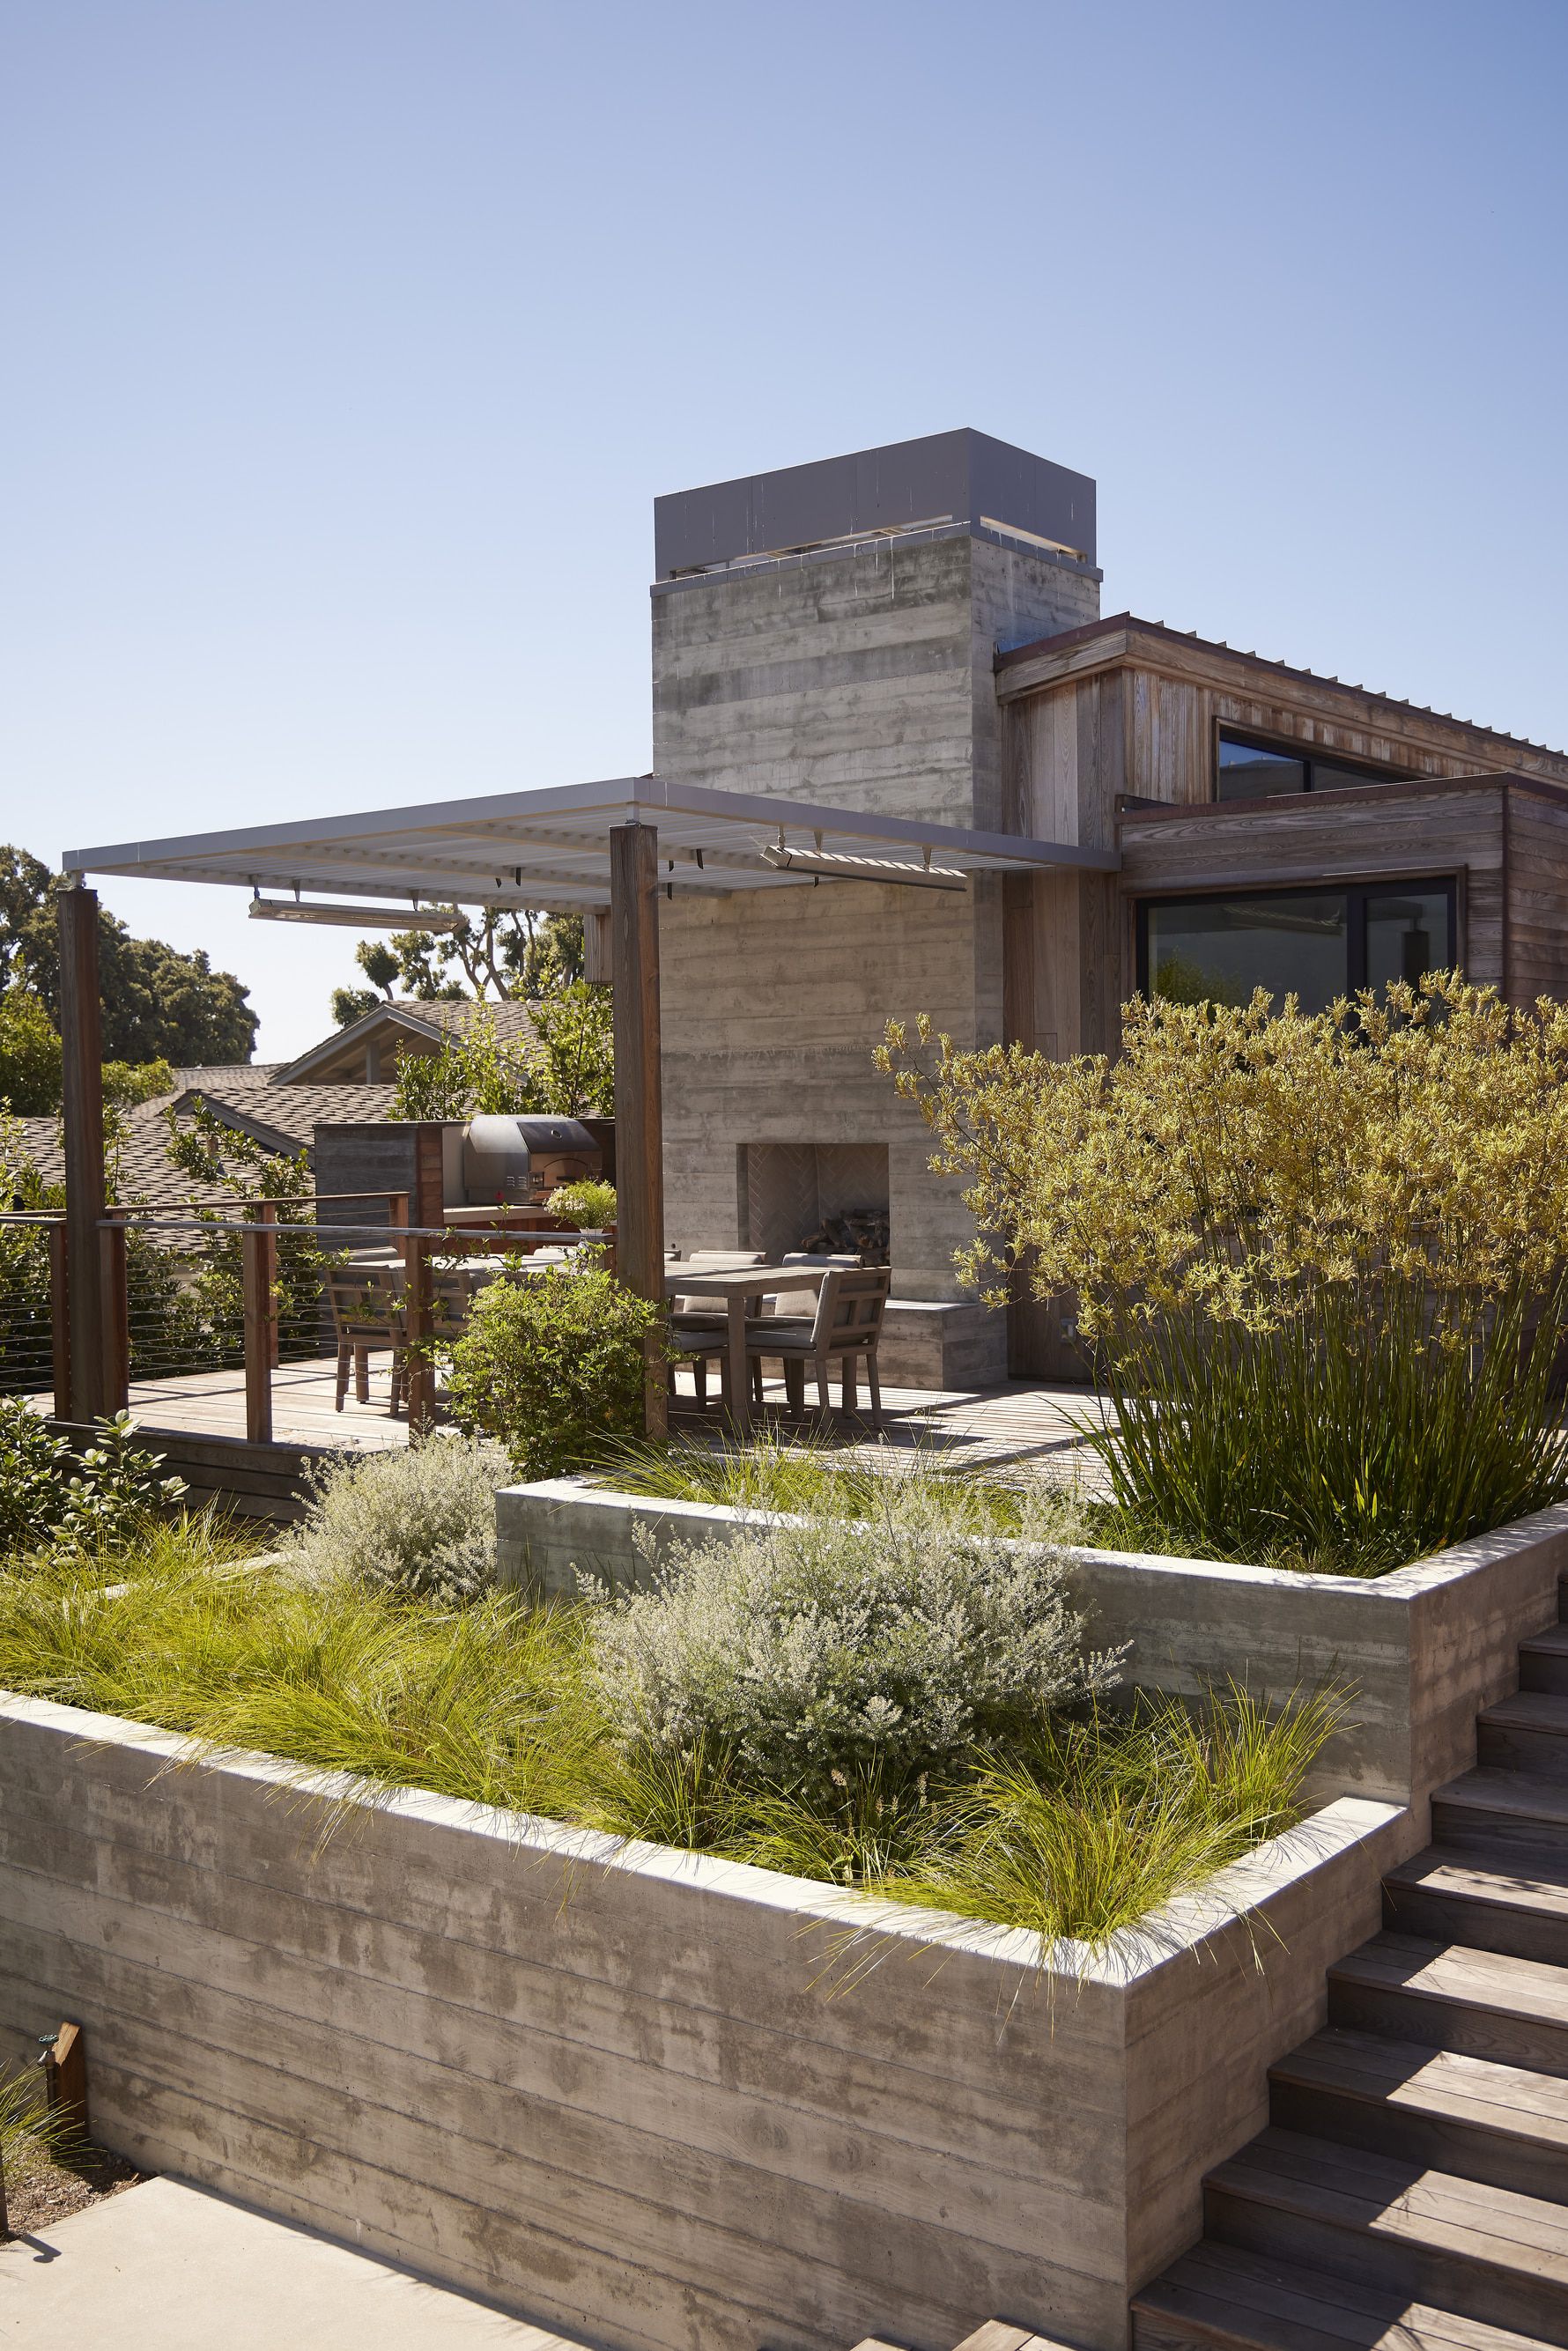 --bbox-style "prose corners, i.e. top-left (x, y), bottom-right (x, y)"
top-left (331, 939), bottom-right (403, 1027)
top-left (0, 992), bottom-right (63, 1114)
top-left (388, 987), bottom-right (612, 1120)
top-left (0, 847), bottom-right (258, 1065)
top-left (332, 907), bottom-right (586, 1018)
